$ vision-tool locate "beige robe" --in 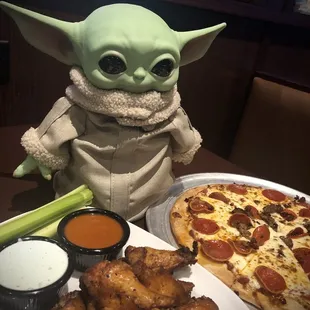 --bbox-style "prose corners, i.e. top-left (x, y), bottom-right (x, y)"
top-left (20, 67), bottom-right (202, 221)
